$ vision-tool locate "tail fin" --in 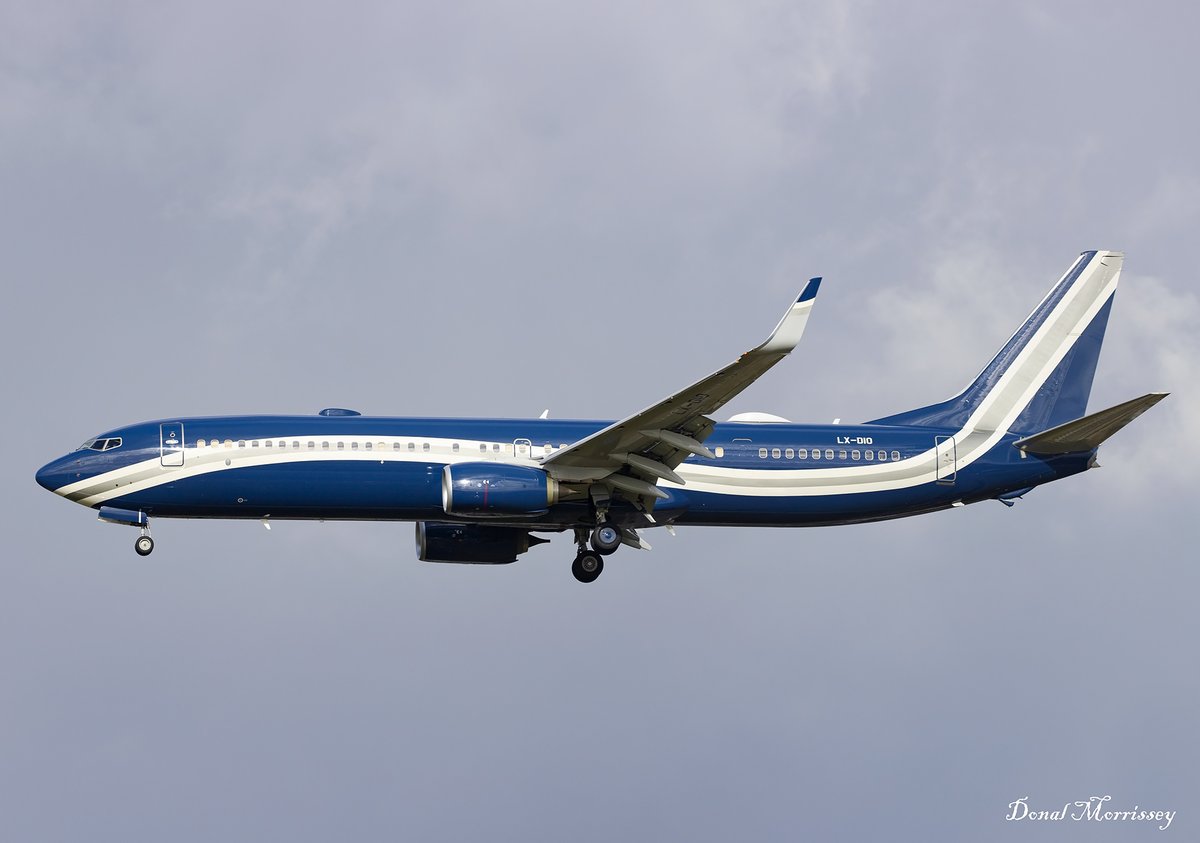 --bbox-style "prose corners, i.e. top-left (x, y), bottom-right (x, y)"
top-left (868, 250), bottom-right (1123, 435)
